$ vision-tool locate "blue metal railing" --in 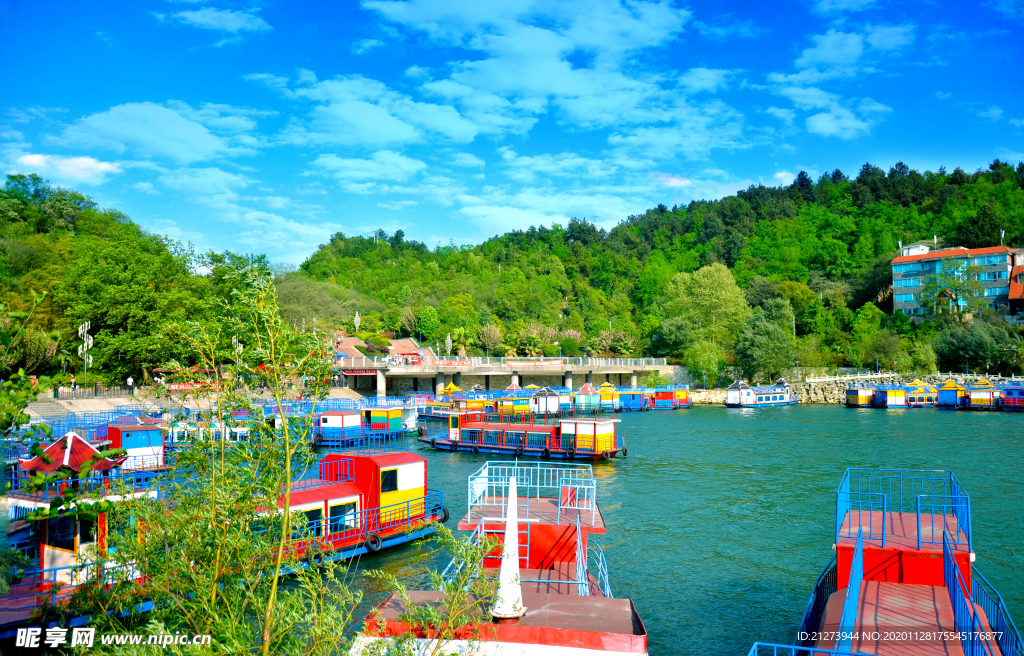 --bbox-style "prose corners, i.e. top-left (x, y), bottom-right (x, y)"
top-left (747, 644), bottom-right (867, 656)
top-left (798, 556), bottom-right (837, 646)
top-left (836, 468), bottom-right (971, 550)
top-left (466, 461), bottom-right (596, 522)
top-left (971, 568), bottom-right (1023, 656)
top-left (943, 532), bottom-right (996, 656)
top-left (587, 540), bottom-right (614, 598)
top-left (574, 515), bottom-right (588, 597)
top-left (557, 476), bottom-right (597, 524)
top-left (836, 528), bottom-right (864, 651)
